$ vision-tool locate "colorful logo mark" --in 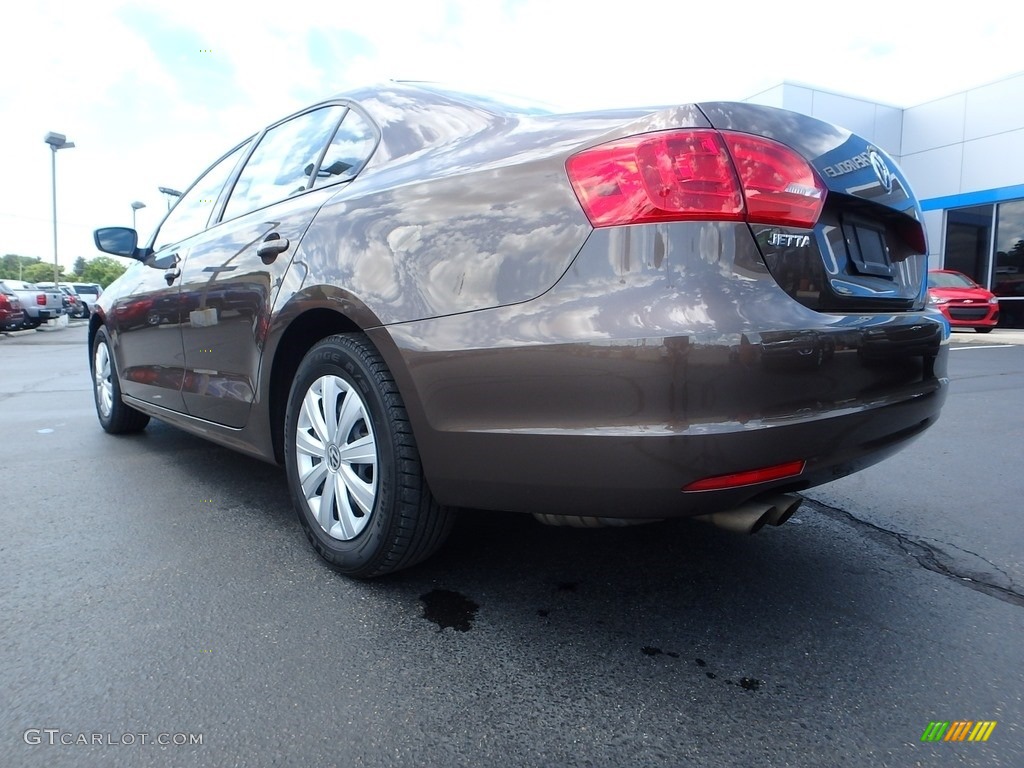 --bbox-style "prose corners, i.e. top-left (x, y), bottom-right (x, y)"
top-left (921, 721), bottom-right (996, 742)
